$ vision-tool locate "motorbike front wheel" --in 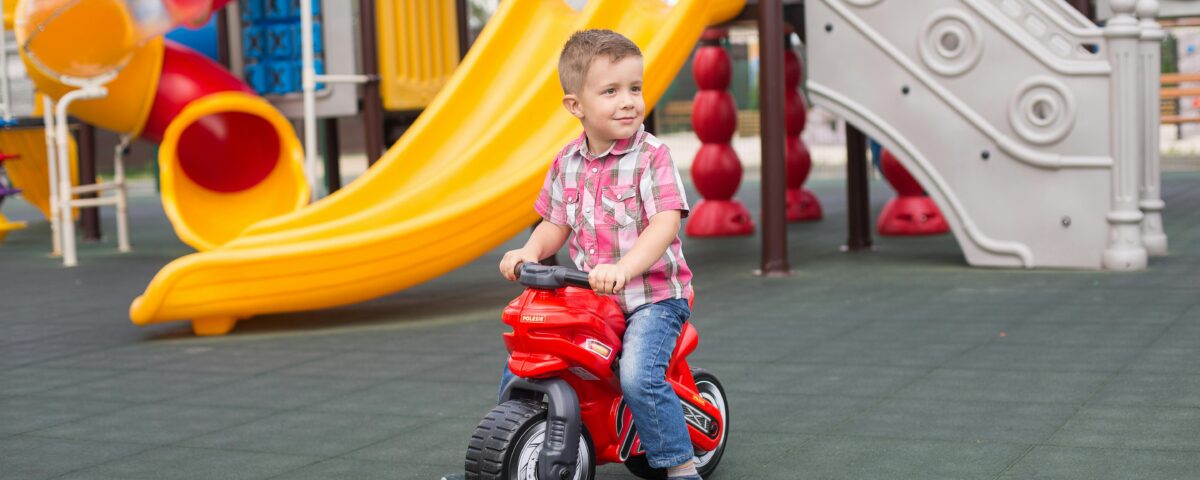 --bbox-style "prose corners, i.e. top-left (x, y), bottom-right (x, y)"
top-left (465, 398), bottom-right (595, 480)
